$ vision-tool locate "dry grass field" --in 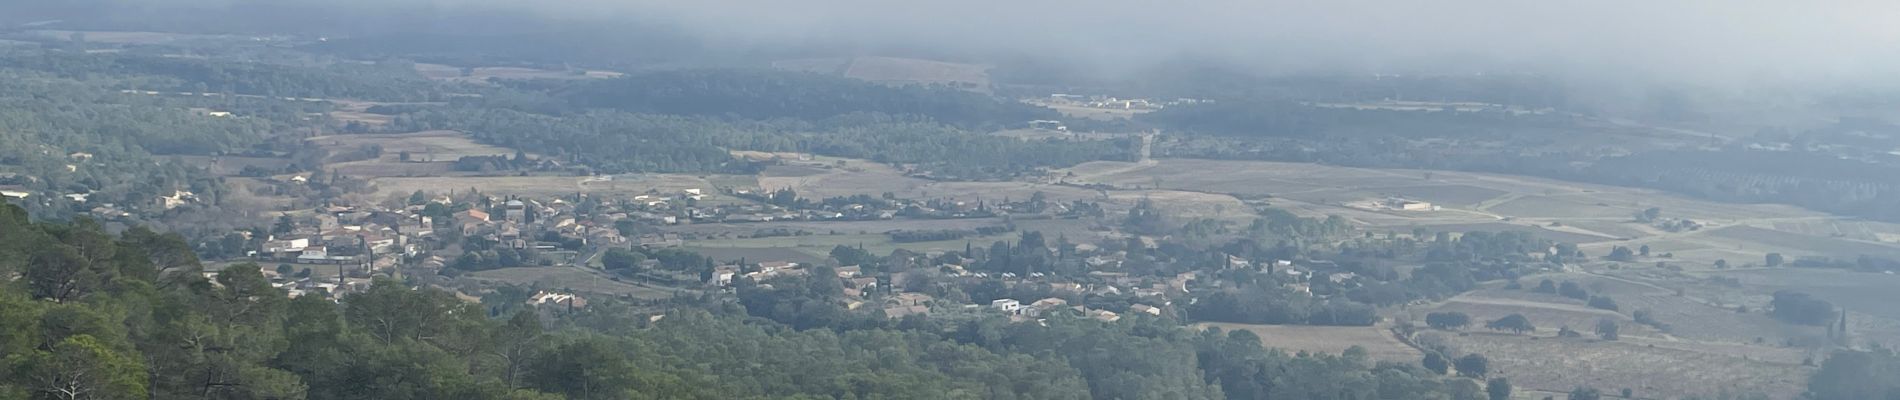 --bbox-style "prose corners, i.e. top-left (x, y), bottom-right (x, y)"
top-left (1424, 294), bottom-right (1630, 339)
top-left (755, 155), bottom-right (1247, 220)
top-left (1374, 184), bottom-right (1511, 207)
top-left (1400, 268), bottom-right (1852, 398)
top-left (308, 131), bottom-right (518, 178)
top-left (1695, 268), bottom-right (1900, 347)
top-left (1767, 220), bottom-right (1900, 243)
top-left (1195, 322), bottom-right (1422, 363)
top-left (310, 131), bottom-right (515, 160)
top-left (1428, 331), bottom-right (1808, 399)
top-left (1057, 158), bottom-right (1887, 270)
top-left (176, 155), bottom-right (293, 176)
top-left (1705, 226), bottom-right (1900, 260)
top-left (1452, 272), bottom-right (1824, 345)
top-left (1044, 103), bottom-right (1152, 120)
top-left (326, 100), bottom-right (444, 126)
top-left (303, 131), bottom-right (754, 199)
top-left (1486, 195), bottom-right (1638, 219)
